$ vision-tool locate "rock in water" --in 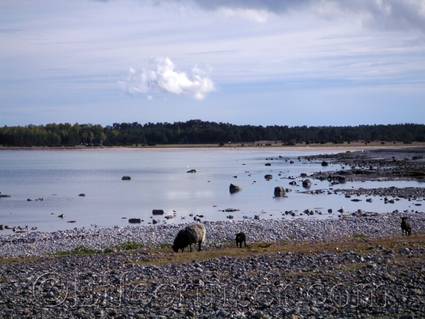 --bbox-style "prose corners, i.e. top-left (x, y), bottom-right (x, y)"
top-left (302, 179), bottom-right (312, 188)
top-left (121, 176), bottom-right (131, 181)
top-left (229, 183), bottom-right (241, 194)
top-left (152, 209), bottom-right (164, 215)
top-left (128, 218), bottom-right (141, 224)
top-left (274, 186), bottom-right (286, 197)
